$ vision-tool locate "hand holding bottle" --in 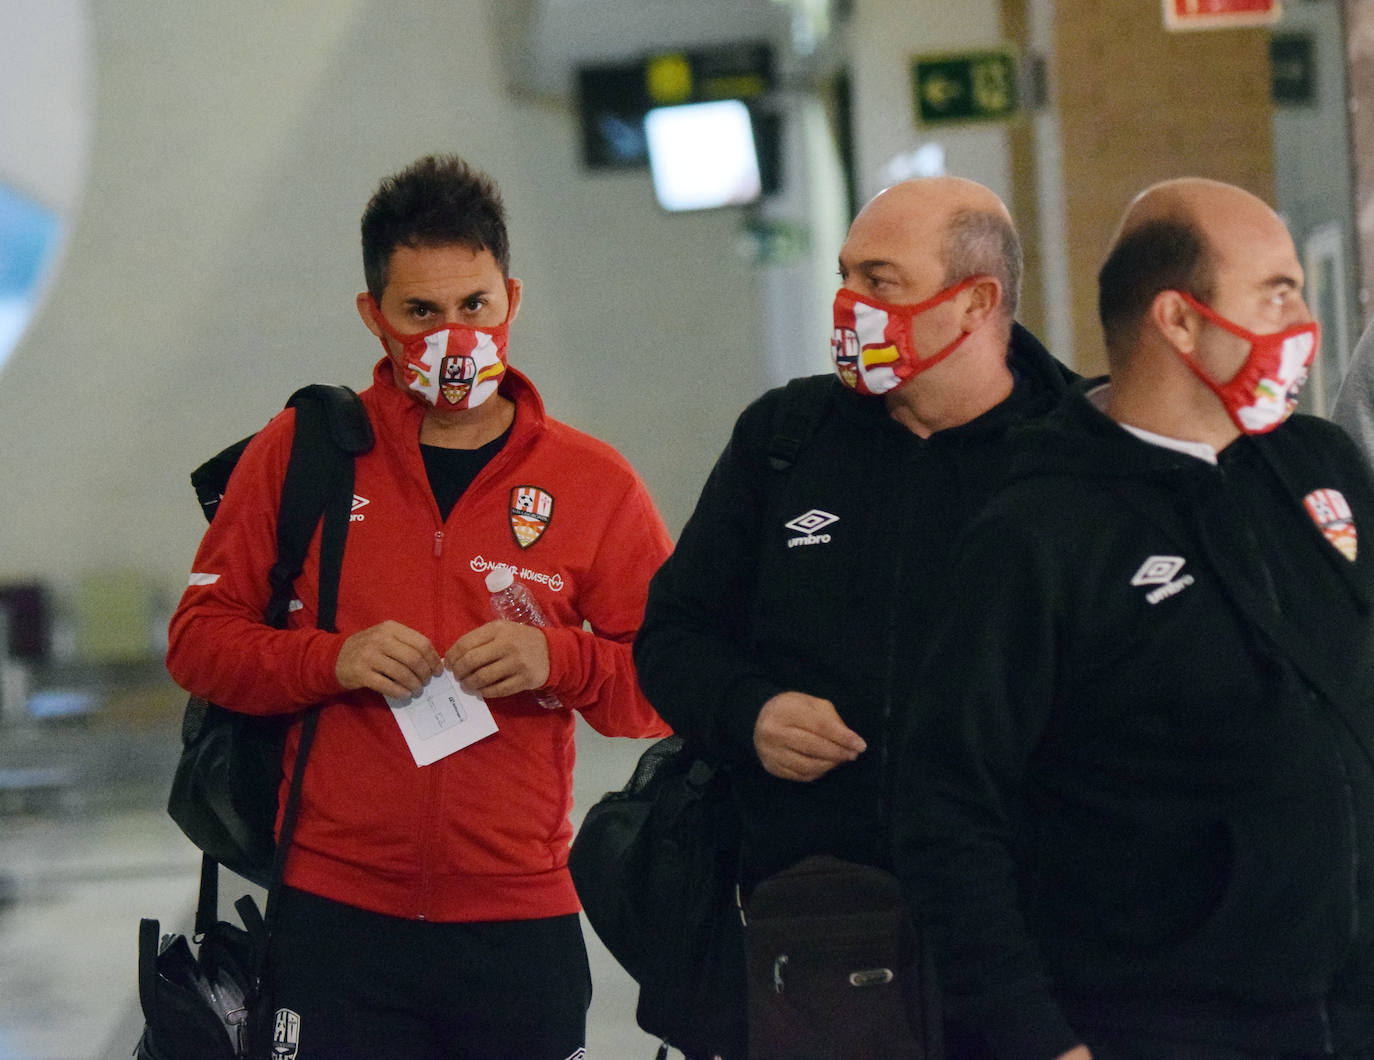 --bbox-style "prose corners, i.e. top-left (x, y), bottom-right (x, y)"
top-left (443, 569), bottom-right (564, 709)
